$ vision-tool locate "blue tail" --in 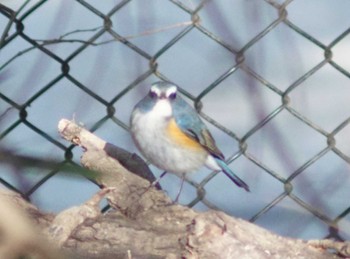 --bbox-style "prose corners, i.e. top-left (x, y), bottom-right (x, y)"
top-left (215, 158), bottom-right (250, 192)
